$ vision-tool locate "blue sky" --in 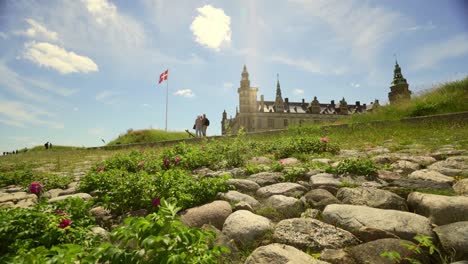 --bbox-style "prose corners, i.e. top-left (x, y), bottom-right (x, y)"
top-left (0, 0), bottom-right (467, 152)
